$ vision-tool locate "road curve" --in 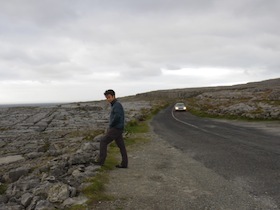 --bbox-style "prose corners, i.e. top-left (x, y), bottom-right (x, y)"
top-left (151, 105), bottom-right (280, 208)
